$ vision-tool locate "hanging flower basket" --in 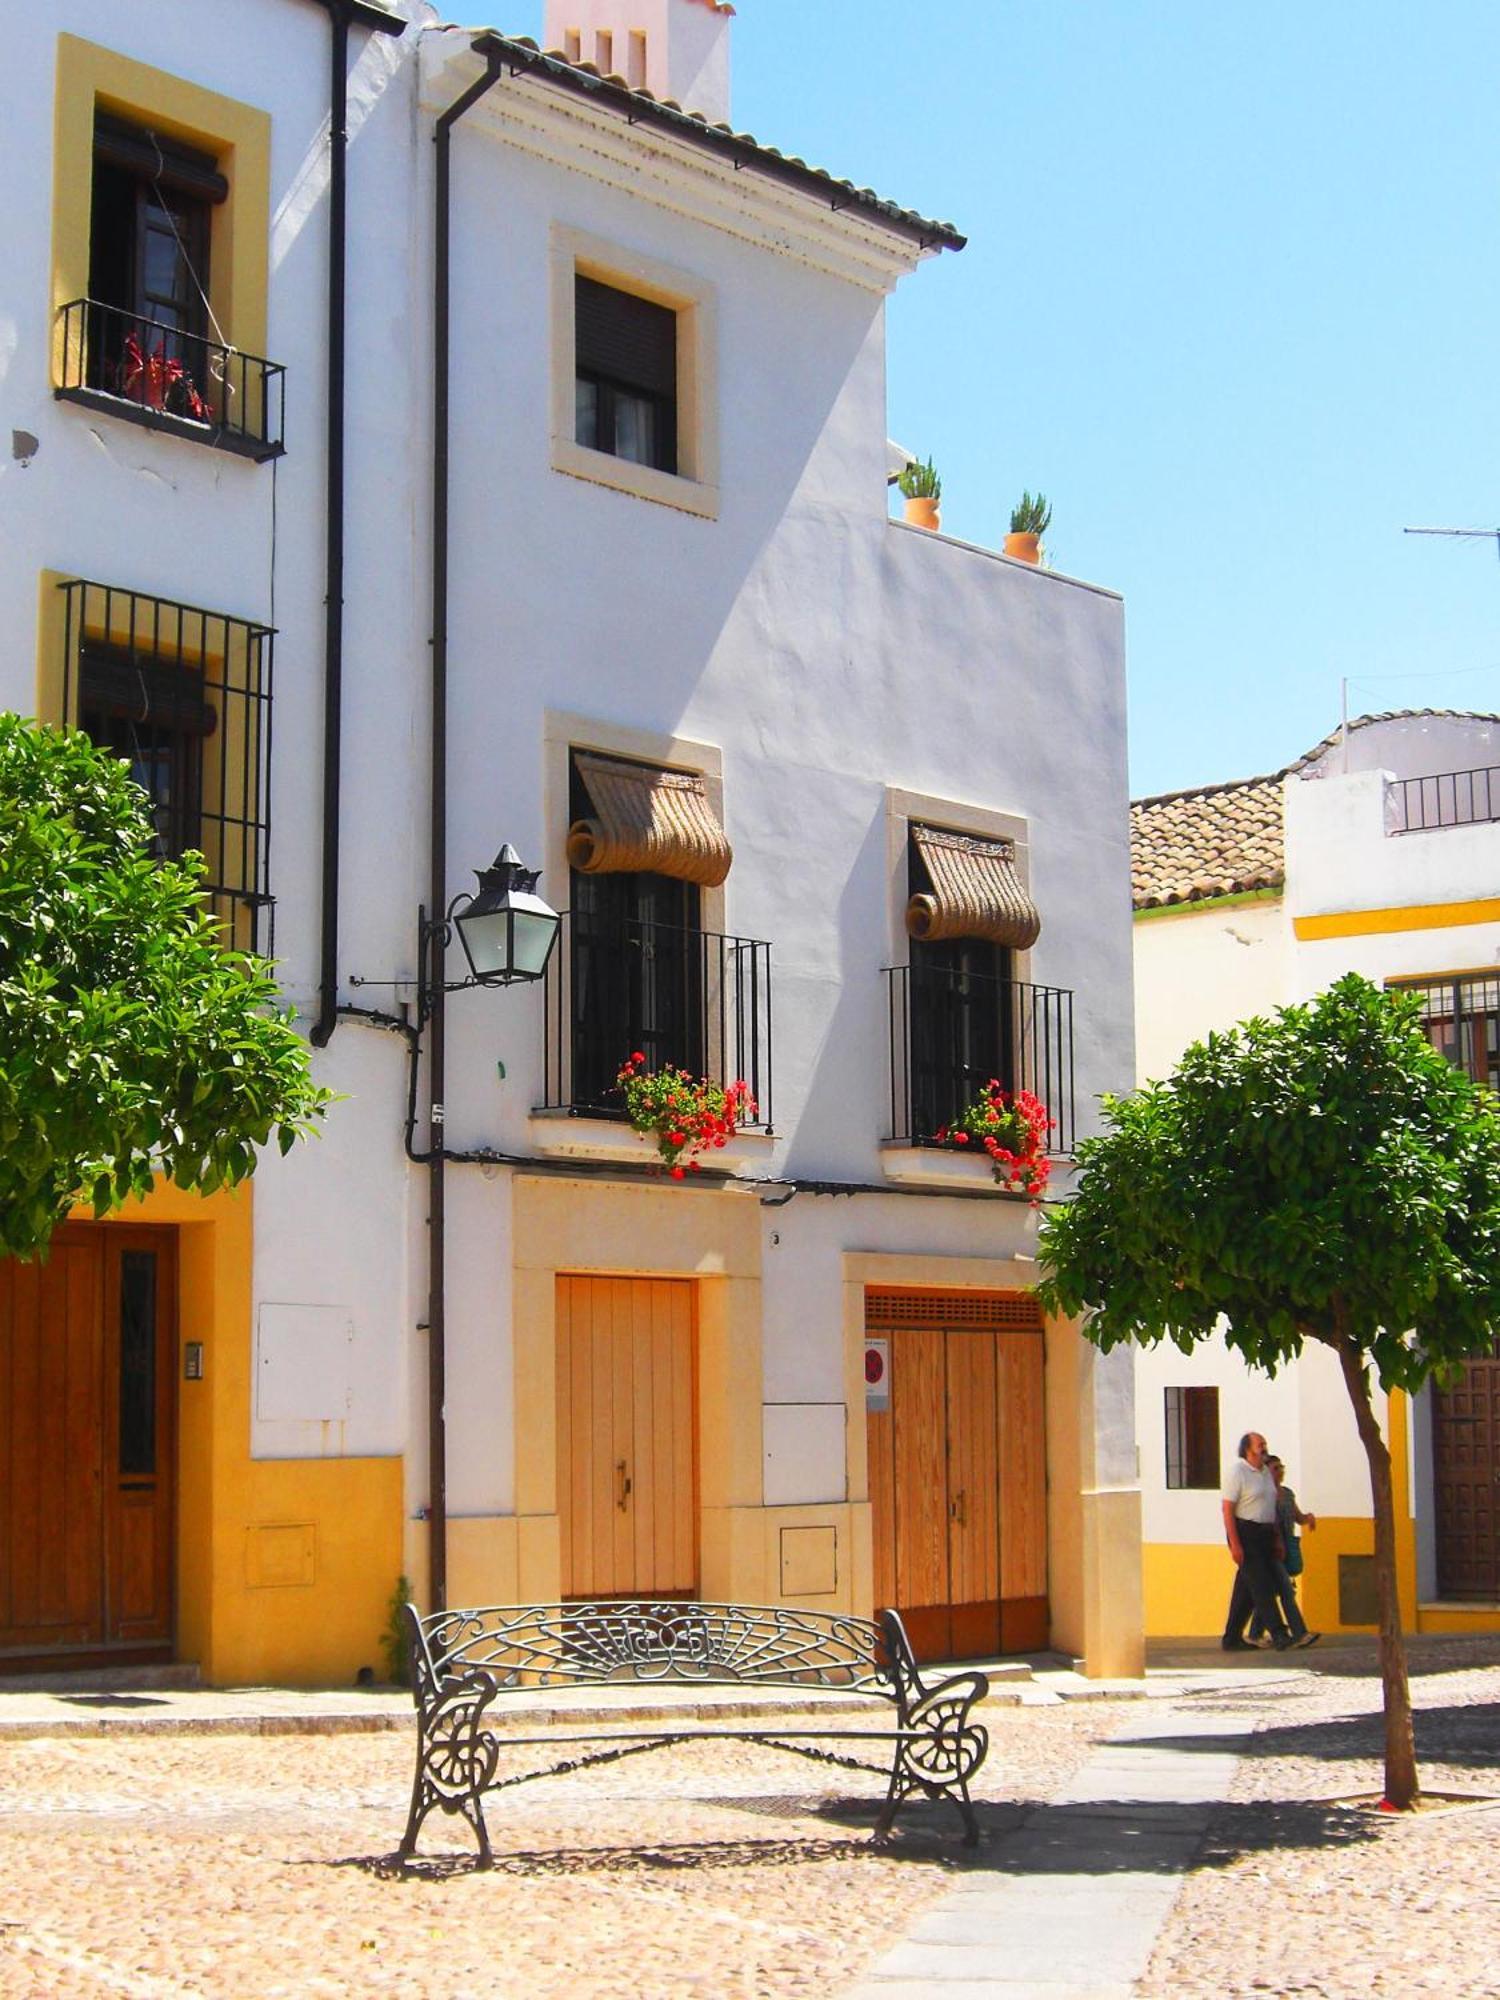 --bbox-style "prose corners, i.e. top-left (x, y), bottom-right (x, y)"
top-left (935, 1081), bottom-right (1054, 1203)
top-left (616, 1056), bottom-right (757, 1179)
